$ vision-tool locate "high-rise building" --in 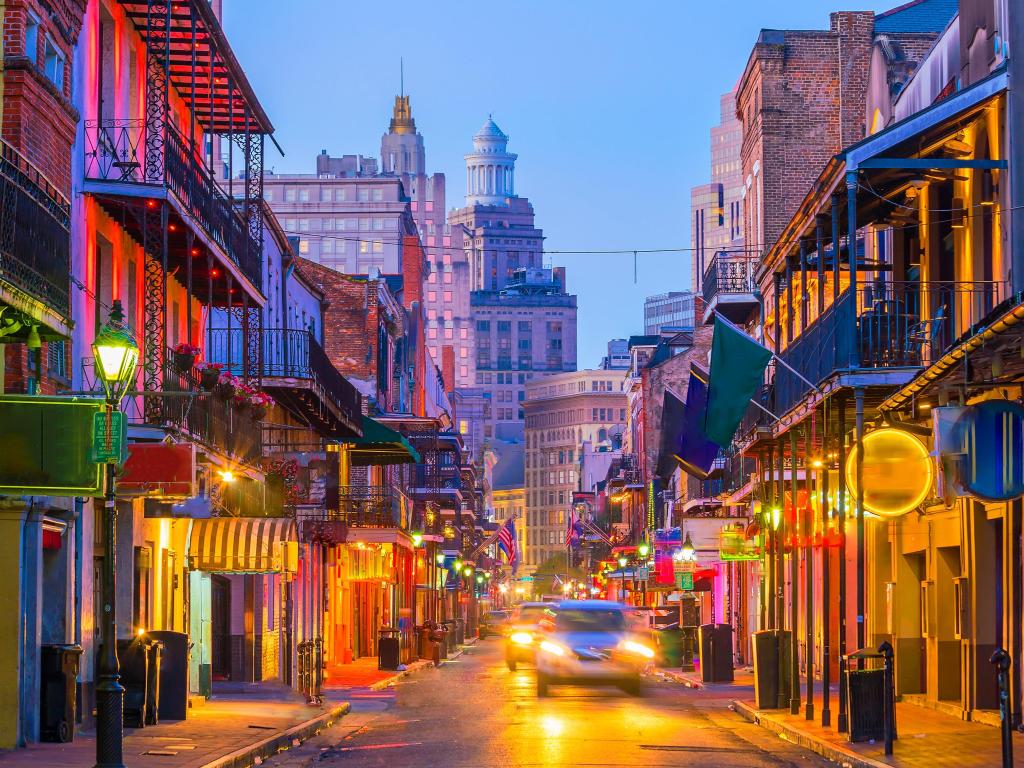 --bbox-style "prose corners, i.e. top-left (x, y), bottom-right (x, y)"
top-left (522, 370), bottom-right (628, 572)
top-left (451, 118), bottom-right (577, 443)
top-left (600, 339), bottom-right (630, 370)
top-left (690, 89), bottom-right (744, 294)
top-left (643, 291), bottom-right (695, 334)
top-left (471, 267), bottom-right (577, 442)
top-left (448, 118), bottom-right (545, 292)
